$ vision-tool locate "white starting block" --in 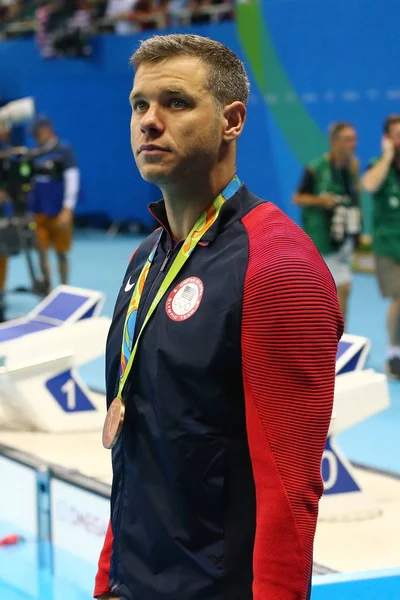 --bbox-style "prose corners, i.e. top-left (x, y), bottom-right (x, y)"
top-left (0, 285), bottom-right (111, 432)
top-left (335, 333), bottom-right (371, 375)
top-left (0, 288), bottom-right (391, 517)
top-left (319, 333), bottom-right (390, 521)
